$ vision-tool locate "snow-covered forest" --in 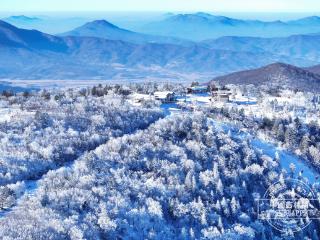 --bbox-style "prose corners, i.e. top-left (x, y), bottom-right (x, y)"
top-left (208, 91), bottom-right (320, 172)
top-left (0, 84), bottom-right (319, 239)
